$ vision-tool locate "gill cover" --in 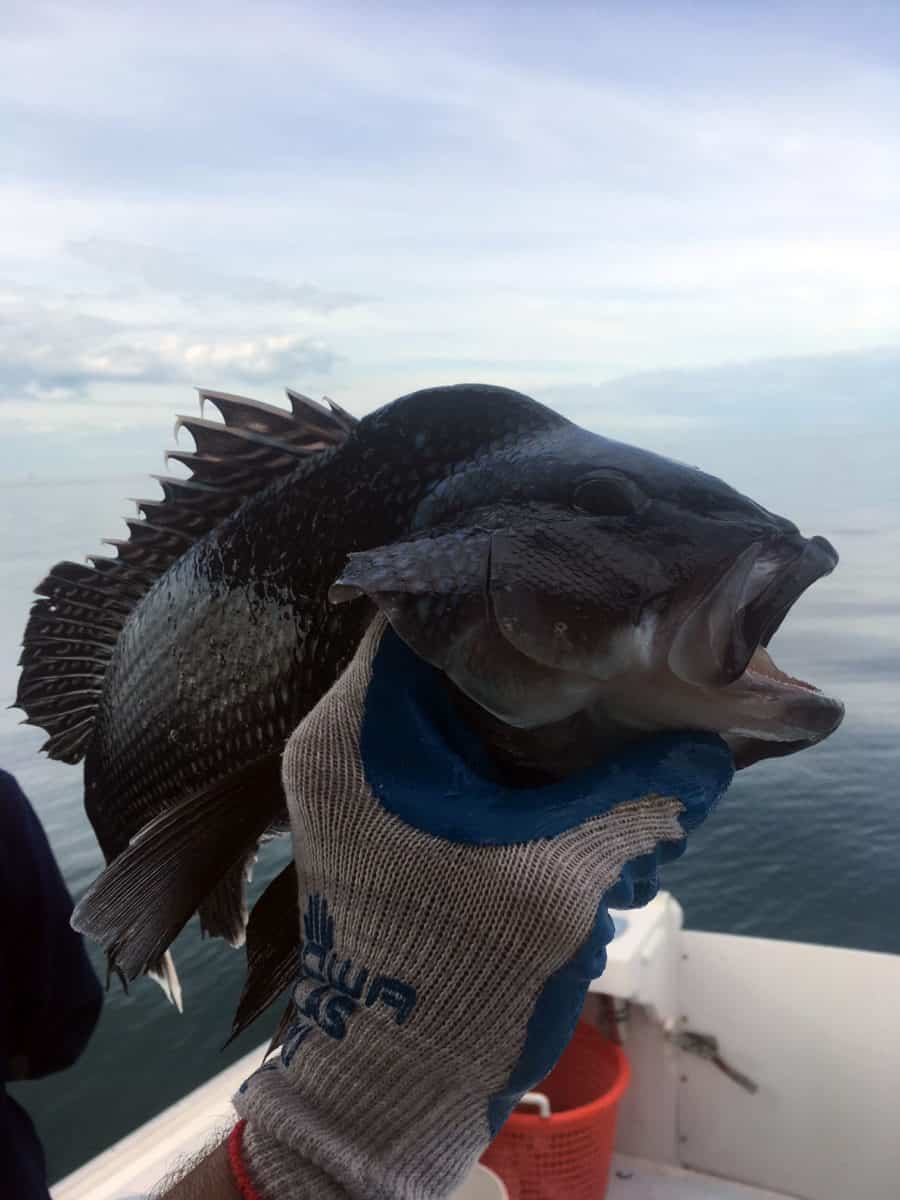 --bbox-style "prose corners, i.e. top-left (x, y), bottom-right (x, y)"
top-left (489, 521), bottom-right (670, 678)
